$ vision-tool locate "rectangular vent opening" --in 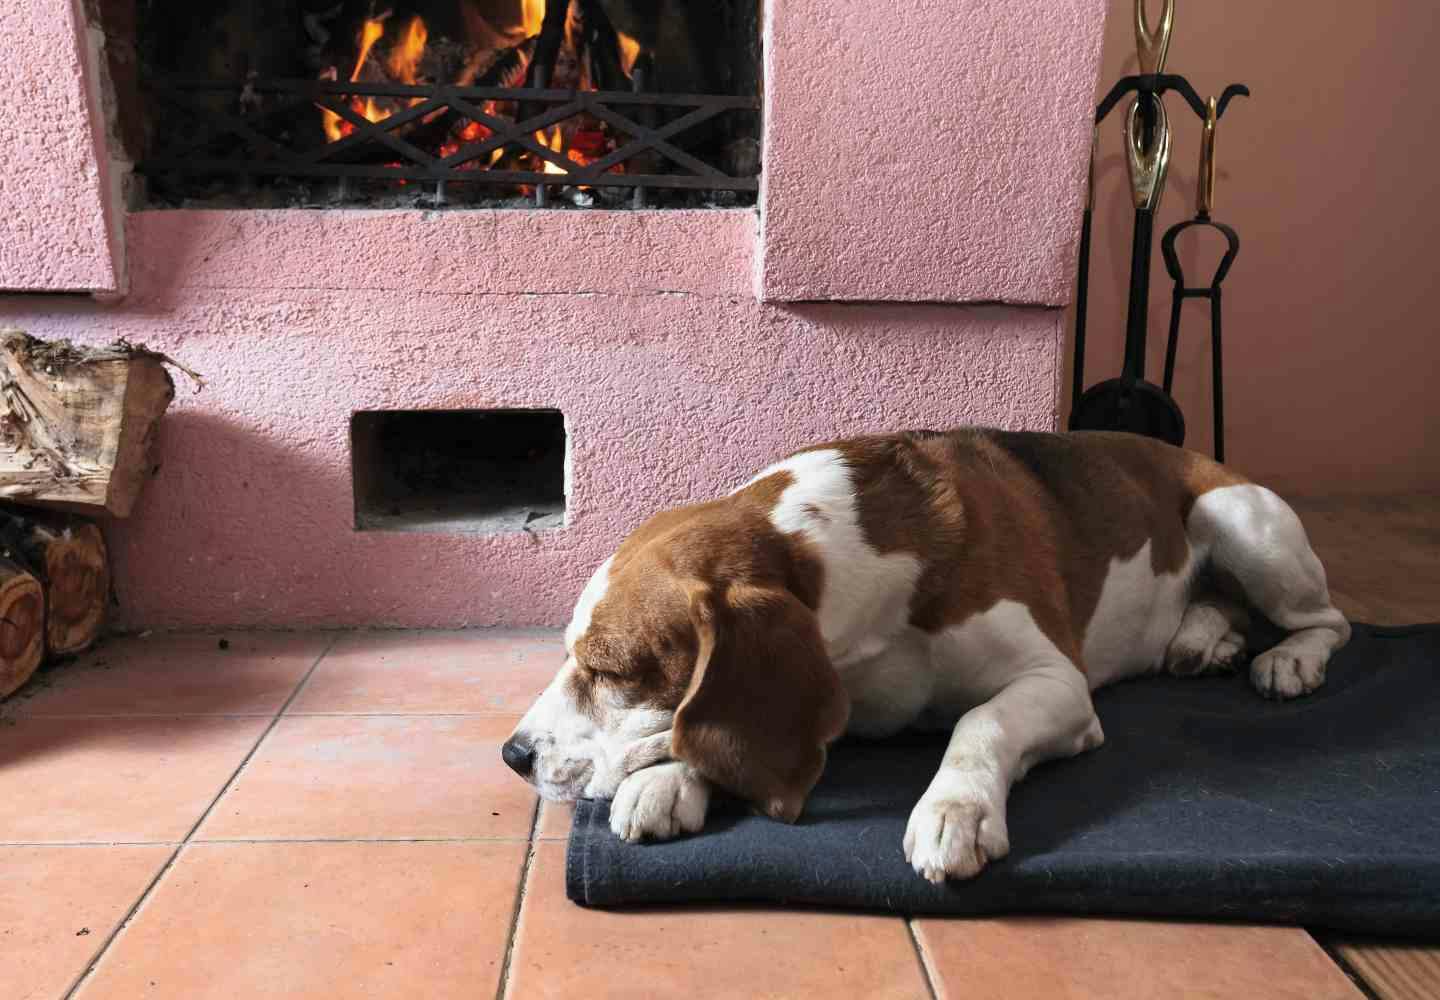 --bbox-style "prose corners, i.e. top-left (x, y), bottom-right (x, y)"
top-left (351, 408), bottom-right (566, 534)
